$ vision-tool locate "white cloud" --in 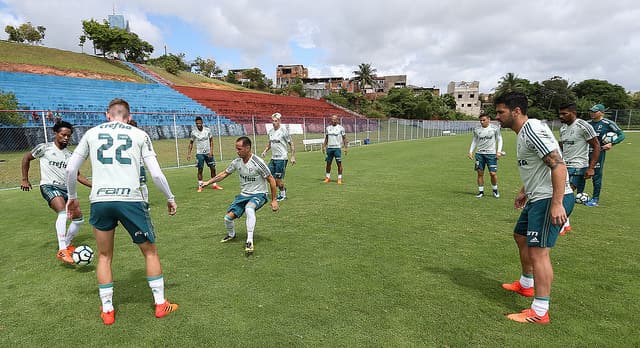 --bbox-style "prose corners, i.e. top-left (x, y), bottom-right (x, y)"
top-left (1, 0), bottom-right (640, 92)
